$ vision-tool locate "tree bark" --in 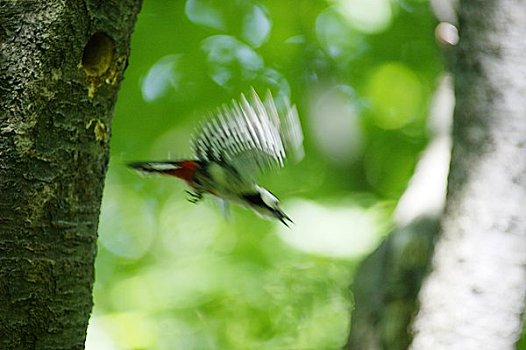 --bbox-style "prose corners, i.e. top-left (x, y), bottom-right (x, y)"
top-left (411, 1), bottom-right (526, 349)
top-left (346, 74), bottom-right (453, 349)
top-left (0, 1), bottom-right (141, 348)
top-left (347, 218), bottom-right (440, 350)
